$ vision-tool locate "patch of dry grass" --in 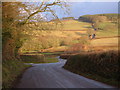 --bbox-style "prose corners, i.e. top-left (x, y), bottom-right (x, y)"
top-left (90, 37), bottom-right (118, 51)
top-left (61, 20), bottom-right (91, 30)
top-left (91, 37), bottom-right (118, 46)
top-left (43, 46), bottom-right (68, 52)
